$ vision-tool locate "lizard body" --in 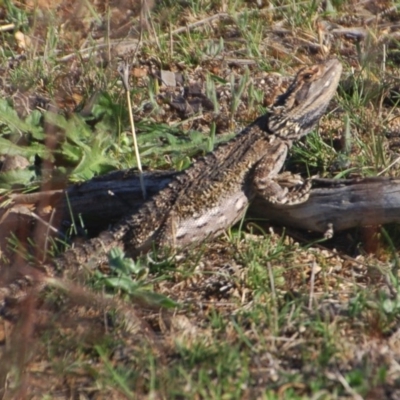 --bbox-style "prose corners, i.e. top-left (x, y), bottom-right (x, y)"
top-left (56, 58), bottom-right (342, 269)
